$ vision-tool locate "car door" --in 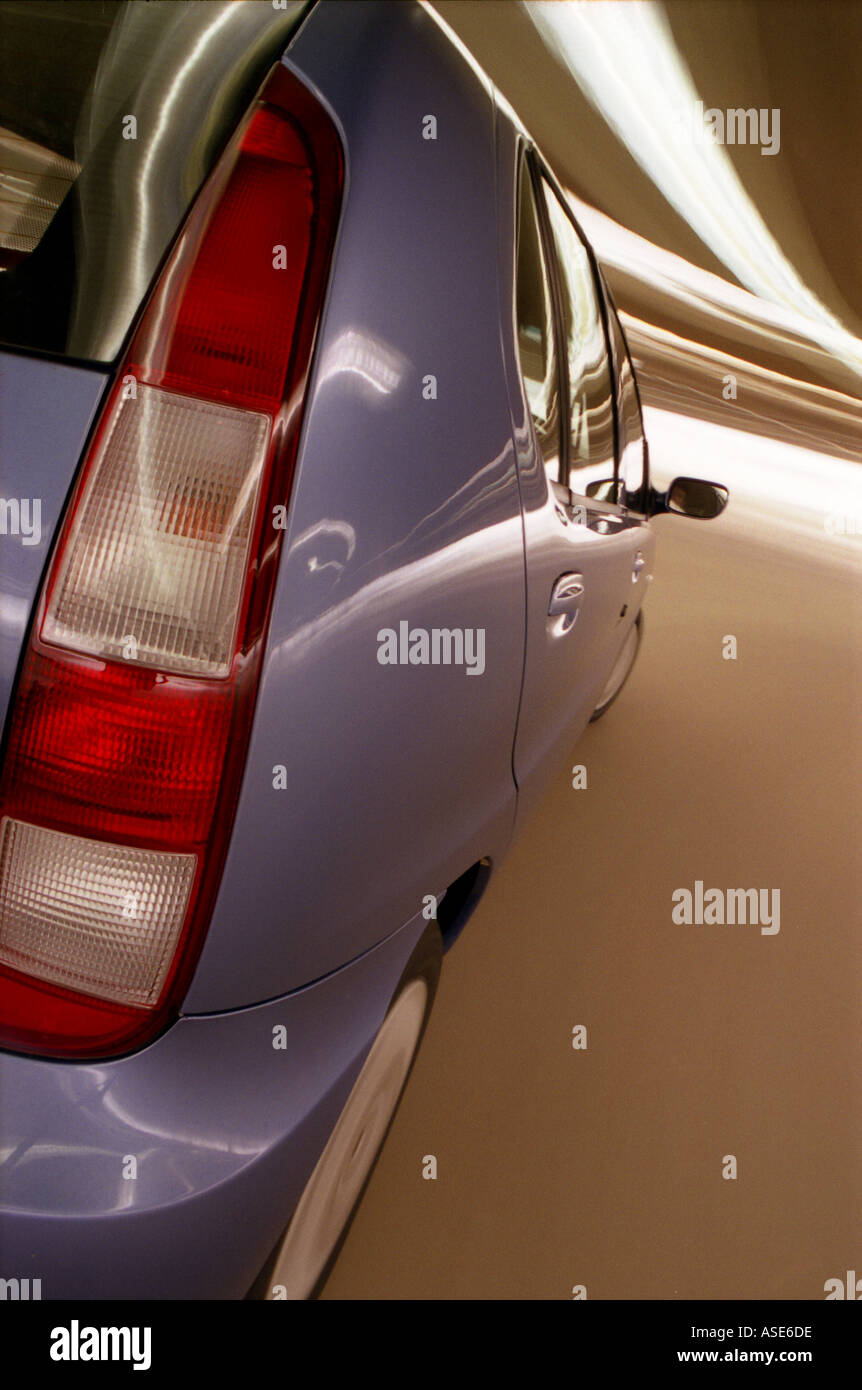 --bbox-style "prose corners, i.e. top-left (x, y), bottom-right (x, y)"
top-left (511, 149), bottom-right (651, 818)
